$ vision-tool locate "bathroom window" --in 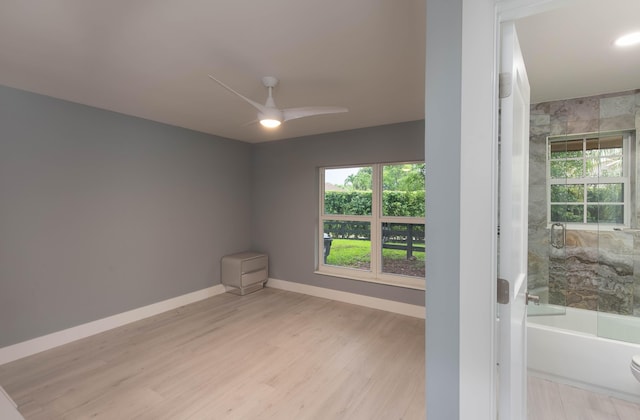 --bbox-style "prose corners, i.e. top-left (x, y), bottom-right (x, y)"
top-left (318, 163), bottom-right (425, 289)
top-left (547, 132), bottom-right (631, 227)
